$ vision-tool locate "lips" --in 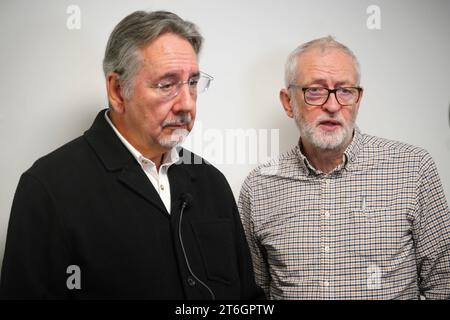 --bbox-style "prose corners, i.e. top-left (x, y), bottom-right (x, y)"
top-left (164, 123), bottom-right (185, 127)
top-left (163, 124), bottom-right (189, 132)
top-left (162, 120), bottom-right (190, 128)
top-left (319, 120), bottom-right (341, 125)
top-left (318, 119), bottom-right (341, 131)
